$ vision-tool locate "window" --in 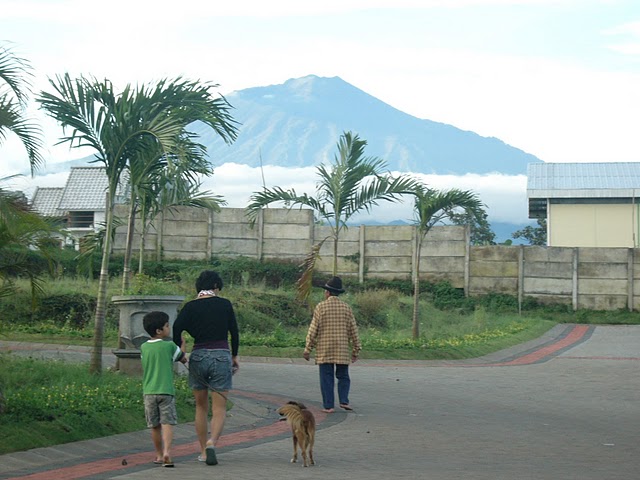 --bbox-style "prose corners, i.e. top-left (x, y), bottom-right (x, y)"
top-left (68, 211), bottom-right (94, 228)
